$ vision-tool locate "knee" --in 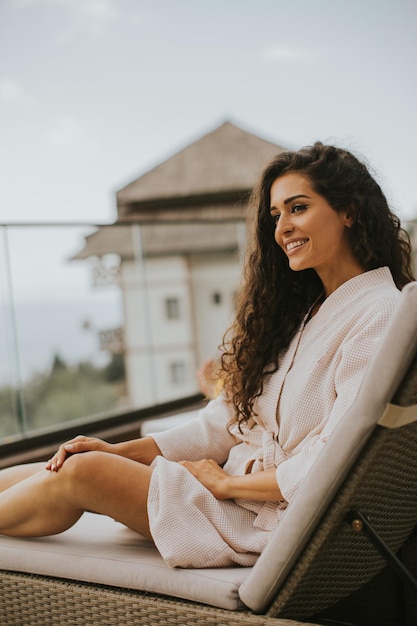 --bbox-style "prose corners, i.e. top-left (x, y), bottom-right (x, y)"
top-left (60, 451), bottom-right (103, 484)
